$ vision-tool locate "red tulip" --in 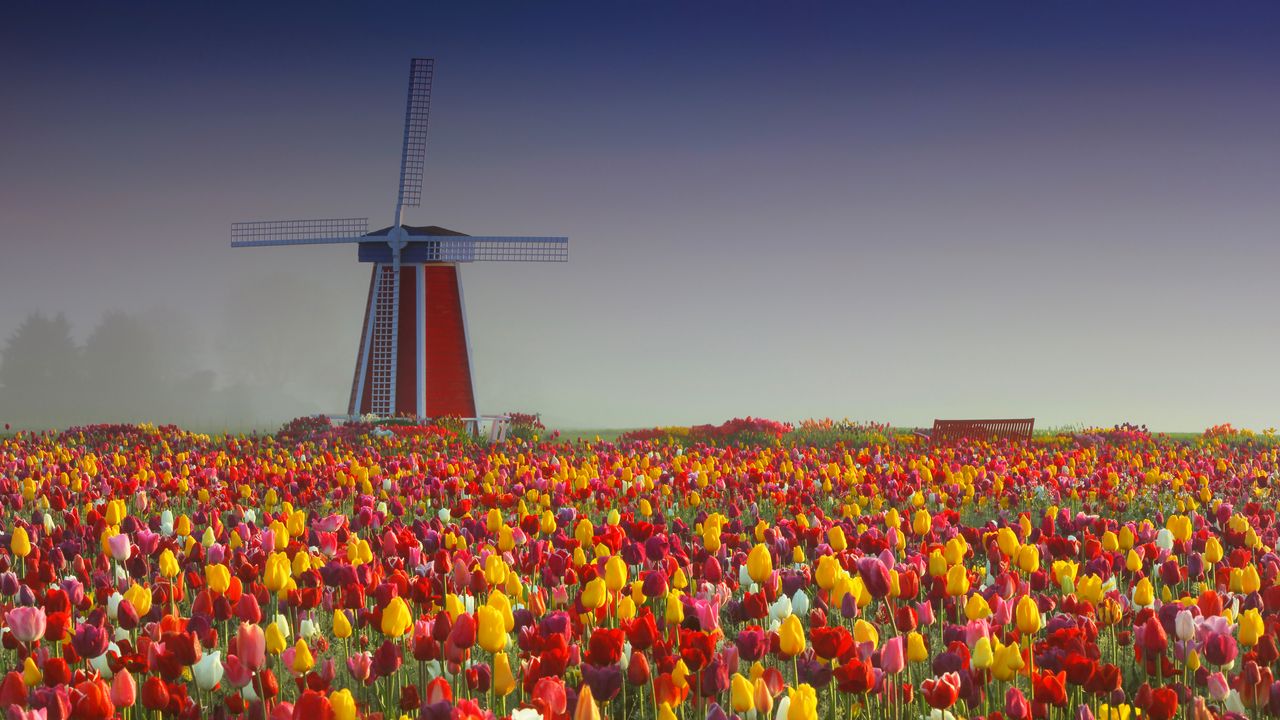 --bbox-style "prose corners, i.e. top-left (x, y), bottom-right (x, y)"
top-left (140, 677), bottom-right (170, 711)
top-left (921, 672), bottom-right (961, 709)
top-left (69, 678), bottom-right (114, 720)
top-left (1033, 670), bottom-right (1068, 707)
top-left (1148, 687), bottom-right (1179, 720)
top-left (291, 689), bottom-right (333, 720)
